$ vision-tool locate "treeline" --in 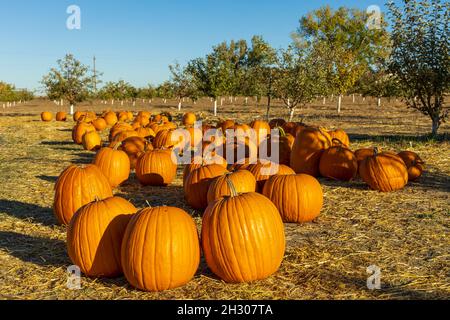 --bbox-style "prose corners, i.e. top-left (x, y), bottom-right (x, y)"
top-left (0, 82), bottom-right (34, 102)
